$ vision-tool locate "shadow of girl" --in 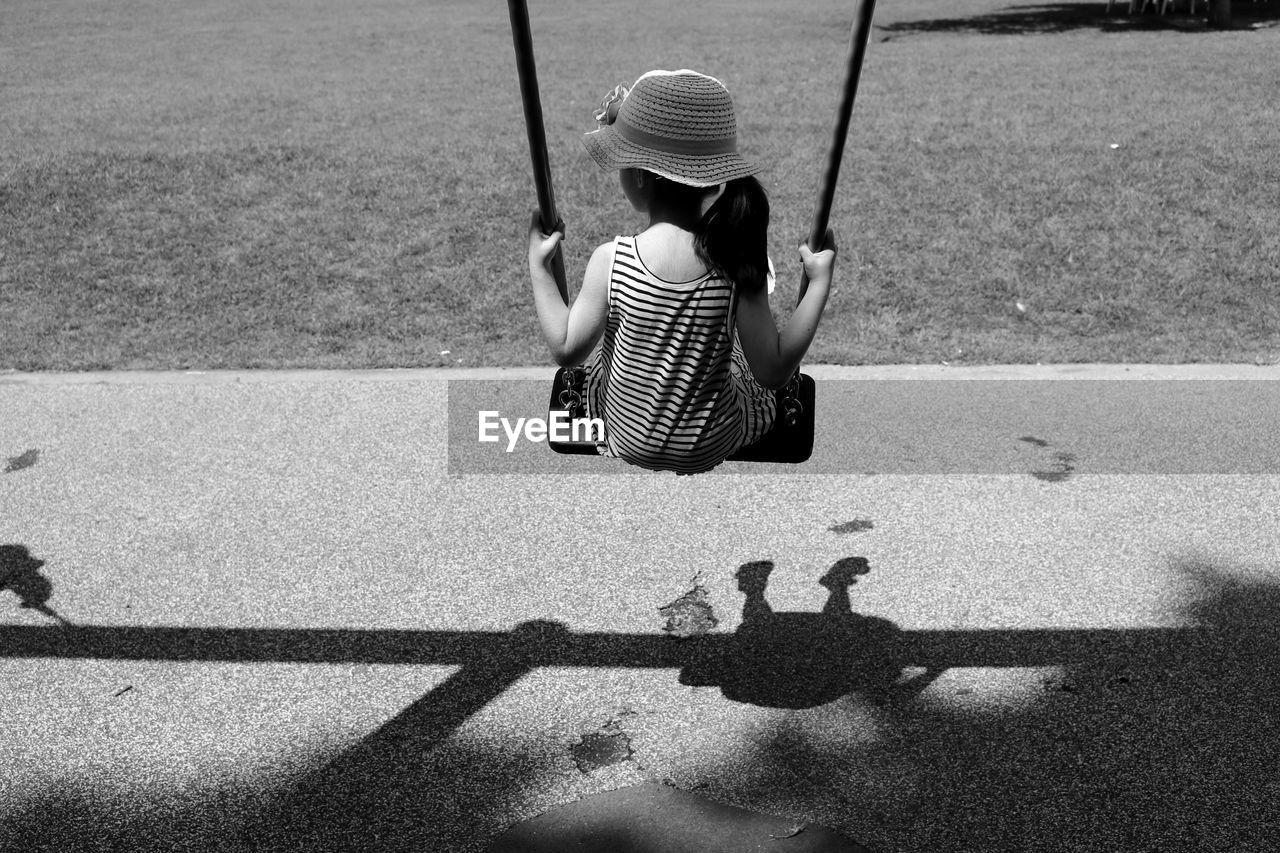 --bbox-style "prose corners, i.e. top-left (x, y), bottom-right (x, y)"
top-left (681, 558), bottom-right (901, 708)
